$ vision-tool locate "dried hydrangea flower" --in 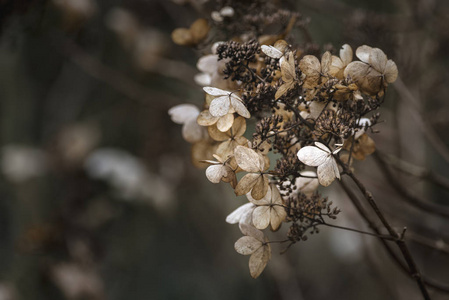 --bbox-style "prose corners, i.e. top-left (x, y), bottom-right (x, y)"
top-left (168, 104), bottom-right (207, 143)
top-left (275, 51), bottom-right (297, 99)
top-left (203, 154), bottom-right (237, 187)
top-left (329, 44), bottom-right (353, 80)
top-left (299, 51), bottom-right (332, 89)
top-left (296, 142), bottom-right (341, 187)
top-left (344, 45), bottom-right (398, 95)
top-left (234, 145), bottom-right (269, 200)
top-left (203, 87), bottom-right (250, 118)
top-left (208, 117), bottom-right (248, 159)
top-left (234, 224), bottom-right (271, 279)
top-left (226, 202), bottom-right (255, 231)
top-left (247, 184), bottom-right (287, 231)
